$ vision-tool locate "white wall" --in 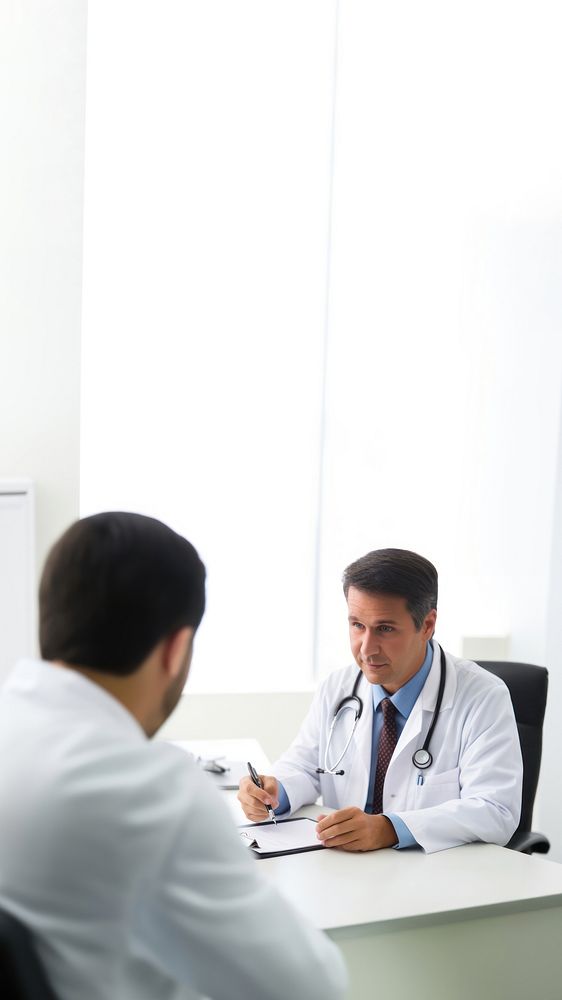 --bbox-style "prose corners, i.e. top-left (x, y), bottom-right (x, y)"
top-left (316, 0), bottom-right (562, 678)
top-left (158, 690), bottom-right (314, 765)
top-left (0, 483), bottom-right (35, 681)
top-left (0, 2), bottom-right (86, 593)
